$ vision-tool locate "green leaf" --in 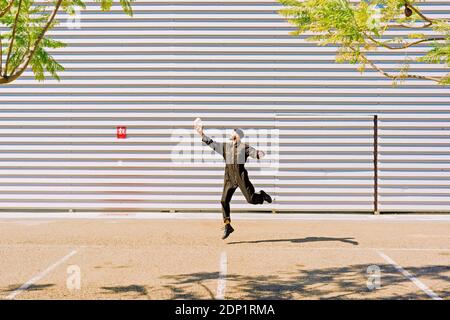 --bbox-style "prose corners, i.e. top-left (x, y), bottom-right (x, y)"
top-left (277, 0), bottom-right (449, 85)
top-left (119, 0), bottom-right (134, 16)
top-left (1, 0), bottom-right (135, 83)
